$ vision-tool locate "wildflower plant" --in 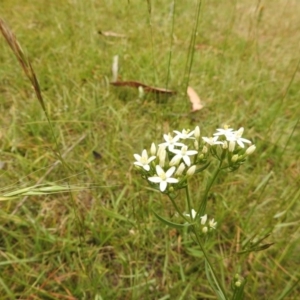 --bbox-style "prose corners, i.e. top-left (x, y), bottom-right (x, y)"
top-left (133, 124), bottom-right (267, 300)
